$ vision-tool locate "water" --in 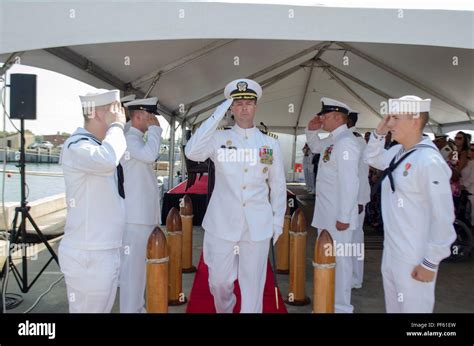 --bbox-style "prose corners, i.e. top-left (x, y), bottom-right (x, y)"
top-left (0, 163), bottom-right (64, 203)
